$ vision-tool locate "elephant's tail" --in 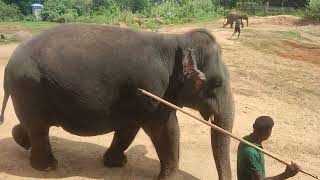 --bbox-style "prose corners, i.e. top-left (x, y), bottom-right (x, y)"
top-left (0, 68), bottom-right (11, 125)
top-left (223, 18), bottom-right (226, 27)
